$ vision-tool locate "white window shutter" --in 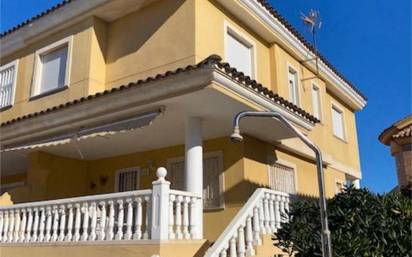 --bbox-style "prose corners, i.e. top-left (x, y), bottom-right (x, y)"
top-left (269, 163), bottom-right (296, 194)
top-left (203, 156), bottom-right (221, 209)
top-left (39, 46), bottom-right (68, 93)
top-left (167, 161), bottom-right (185, 190)
top-left (332, 107), bottom-right (345, 139)
top-left (226, 31), bottom-right (253, 77)
top-left (288, 69), bottom-right (299, 105)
